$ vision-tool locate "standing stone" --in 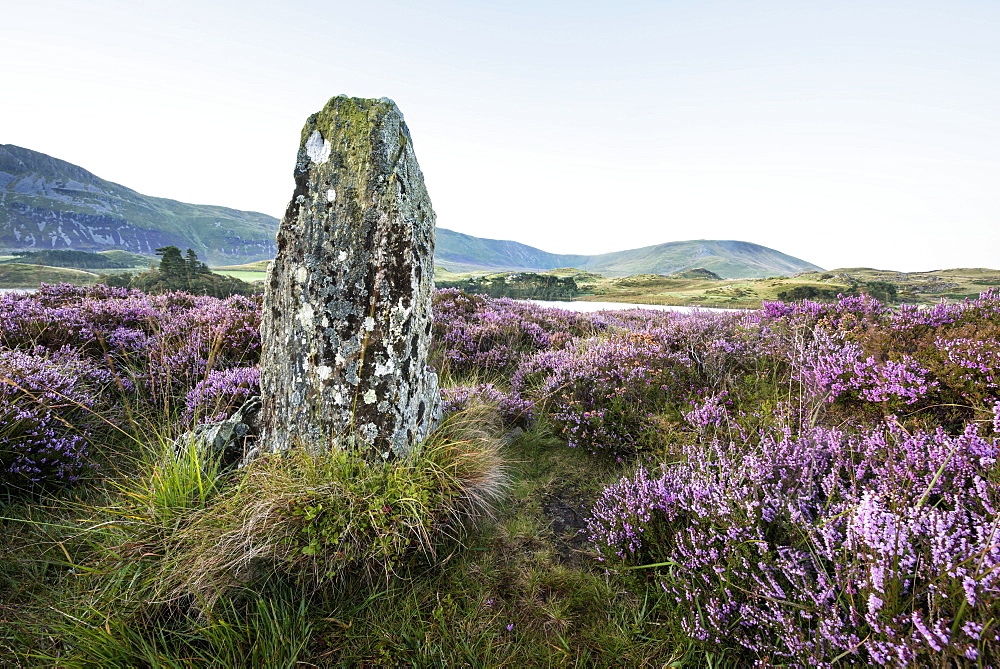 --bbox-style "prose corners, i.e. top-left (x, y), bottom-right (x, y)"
top-left (259, 96), bottom-right (439, 458)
